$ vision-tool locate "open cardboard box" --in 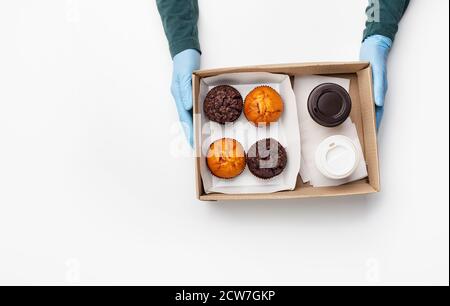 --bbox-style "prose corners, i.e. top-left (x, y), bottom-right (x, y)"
top-left (193, 62), bottom-right (380, 201)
